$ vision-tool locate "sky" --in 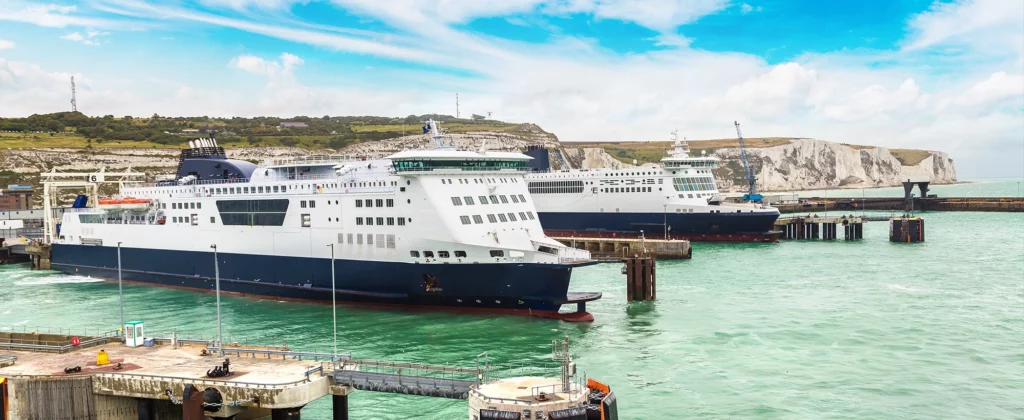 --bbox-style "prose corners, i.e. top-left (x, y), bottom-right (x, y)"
top-left (0, 0), bottom-right (1022, 178)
